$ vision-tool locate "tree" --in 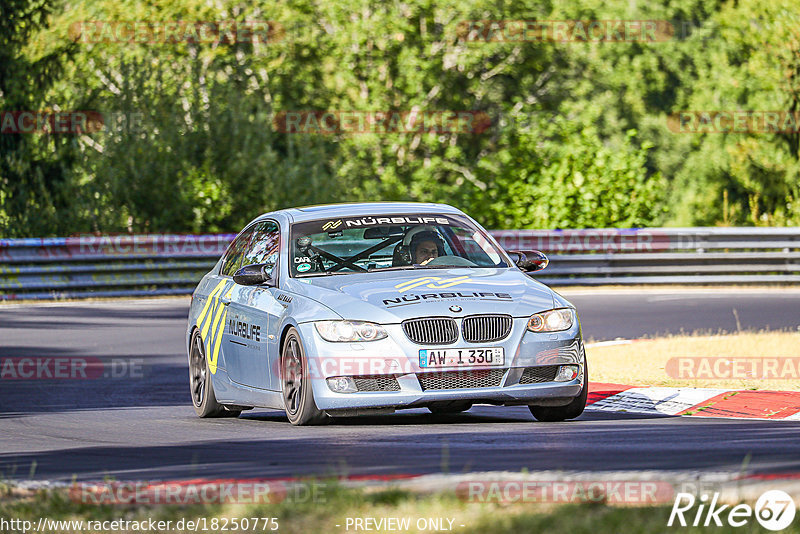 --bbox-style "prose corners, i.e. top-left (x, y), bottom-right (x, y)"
top-left (0, 0), bottom-right (79, 237)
